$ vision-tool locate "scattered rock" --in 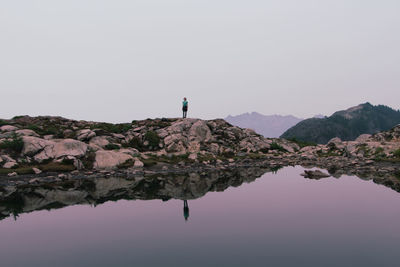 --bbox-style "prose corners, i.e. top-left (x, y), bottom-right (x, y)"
top-left (3, 162), bottom-right (18, 169)
top-left (188, 153), bottom-right (198, 160)
top-left (29, 178), bottom-right (40, 183)
top-left (89, 136), bottom-right (110, 150)
top-left (32, 168), bottom-right (42, 174)
top-left (134, 160), bottom-right (144, 168)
